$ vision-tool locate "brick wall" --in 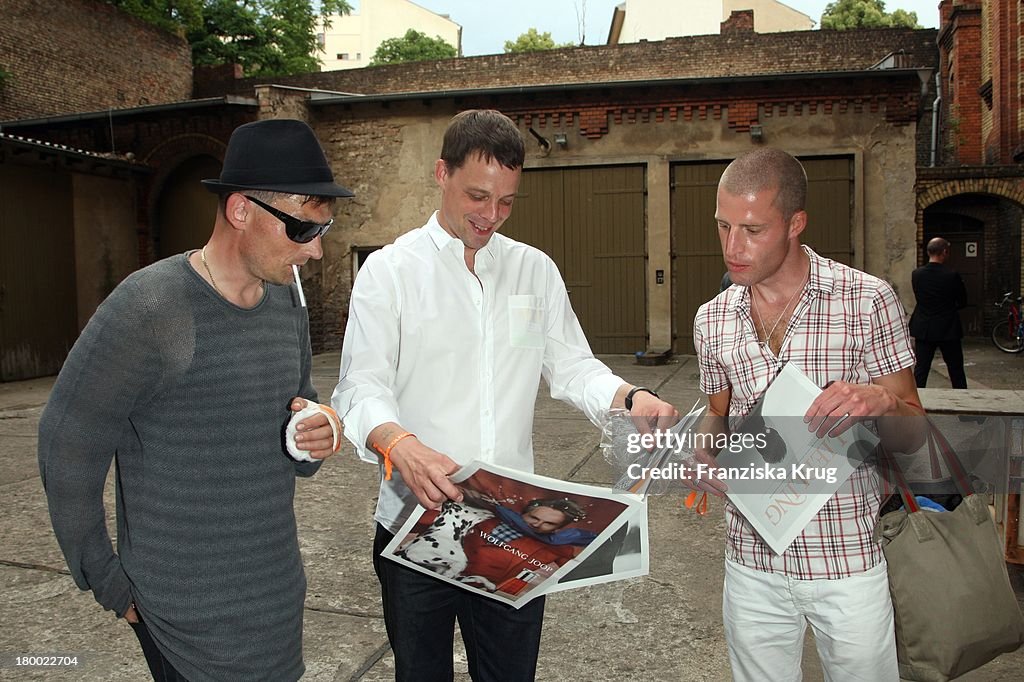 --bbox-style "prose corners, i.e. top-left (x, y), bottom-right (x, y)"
top-left (1018, 0), bottom-right (1023, 161)
top-left (938, 0), bottom-right (1022, 165)
top-left (721, 10), bottom-right (755, 33)
top-left (991, 203), bottom-right (1023, 326)
top-left (988, 0), bottom-right (1022, 164)
top-left (197, 28), bottom-right (937, 100)
top-left (0, 0), bottom-right (192, 121)
top-left (941, 3), bottom-right (984, 164)
top-left (982, 200), bottom-right (1023, 331)
top-left (916, 168), bottom-right (1024, 327)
